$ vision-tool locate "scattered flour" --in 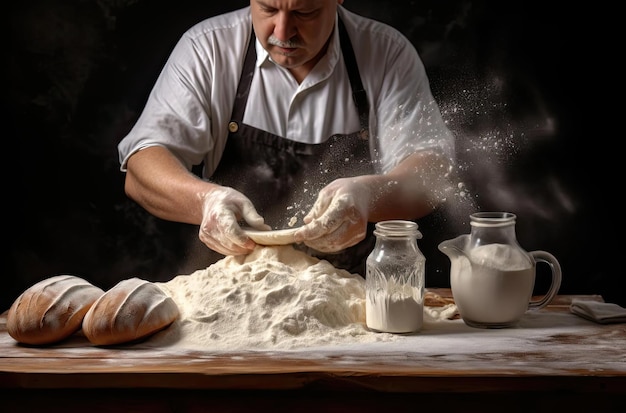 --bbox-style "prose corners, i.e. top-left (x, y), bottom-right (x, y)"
top-left (152, 246), bottom-right (402, 351)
